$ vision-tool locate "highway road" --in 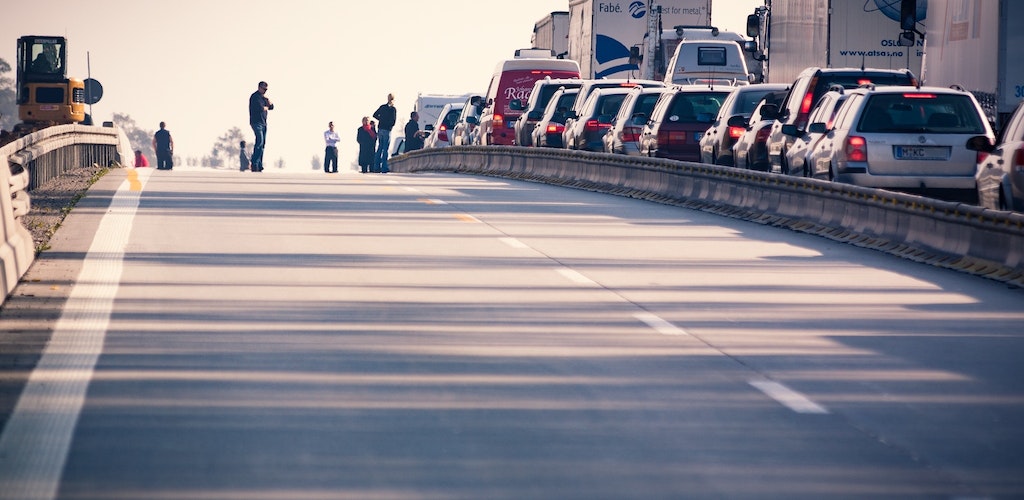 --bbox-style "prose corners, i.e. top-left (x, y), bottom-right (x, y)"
top-left (1, 167), bottom-right (1022, 499)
